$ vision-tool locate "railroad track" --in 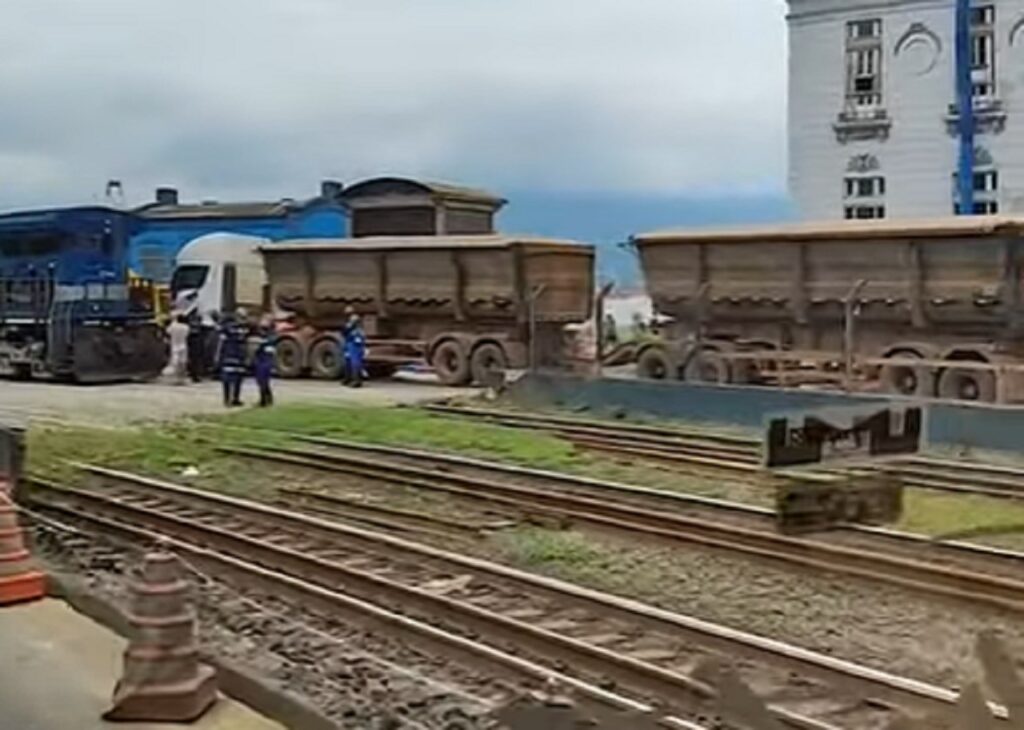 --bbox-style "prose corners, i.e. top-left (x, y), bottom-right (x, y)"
top-left (25, 465), bottom-right (983, 729)
top-left (220, 437), bottom-right (1024, 616)
top-left (424, 405), bottom-right (1024, 501)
